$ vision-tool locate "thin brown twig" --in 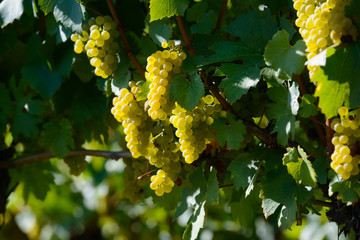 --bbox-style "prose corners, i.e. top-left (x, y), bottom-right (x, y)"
top-left (137, 169), bottom-right (157, 180)
top-left (106, 0), bottom-right (145, 79)
top-left (0, 150), bottom-right (132, 169)
top-left (211, 0), bottom-right (227, 34)
top-left (294, 74), bottom-right (327, 147)
top-left (315, 200), bottom-right (333, 208)
top-left (86, 6), bottom-right (103, 16)
top-left (175, 16), bottom-right (196, 56)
